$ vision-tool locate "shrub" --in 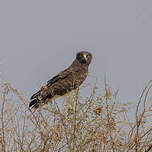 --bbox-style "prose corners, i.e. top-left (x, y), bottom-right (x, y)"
top-left (0, 80), bottom-right (152, 152)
